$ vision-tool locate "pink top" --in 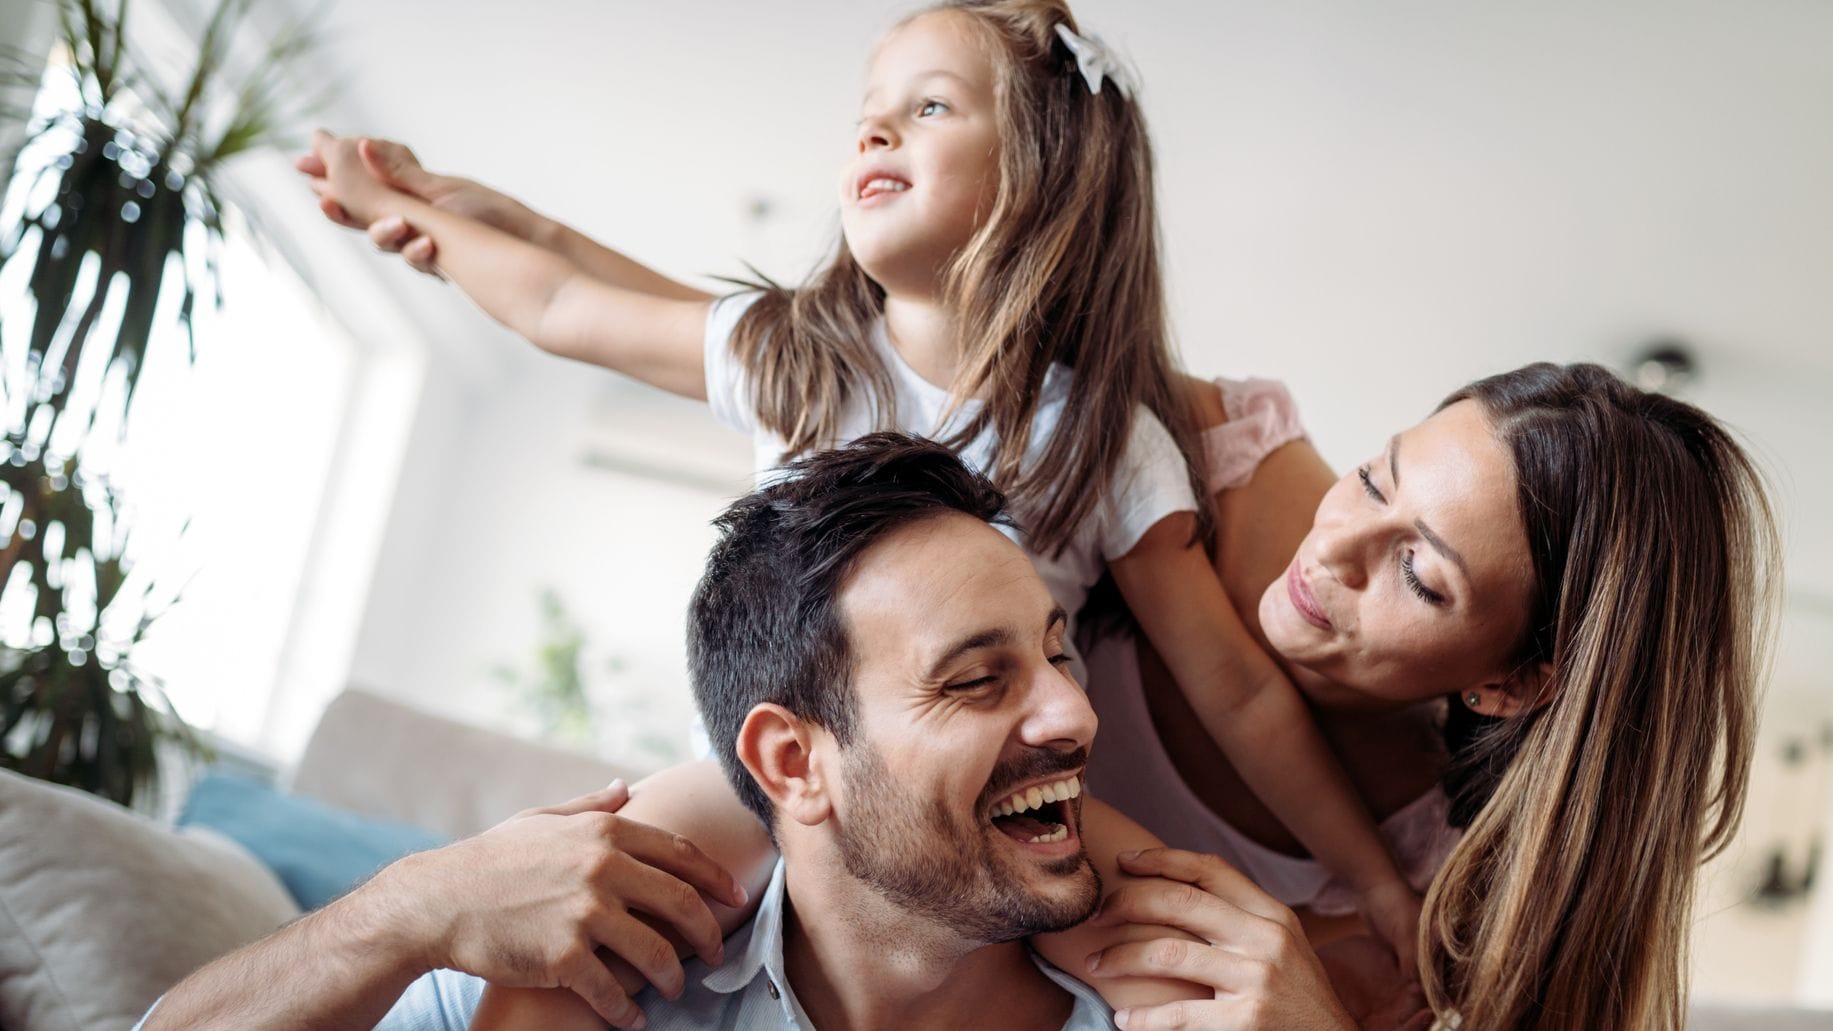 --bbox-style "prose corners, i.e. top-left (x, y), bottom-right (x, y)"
top-left (1083, 377), bottom-right (1461, 915)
